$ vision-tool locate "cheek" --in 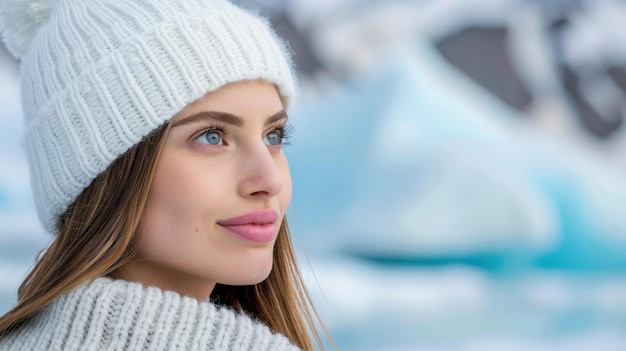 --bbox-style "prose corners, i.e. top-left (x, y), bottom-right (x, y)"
top-left (279, 157), bottom-right (292, 207)
top-left (147, 168), bottom-right (198, 225)
top-left (134, 173), bottom-right (193, 258)
top-left (135, 153), bottom-right (224, 250)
